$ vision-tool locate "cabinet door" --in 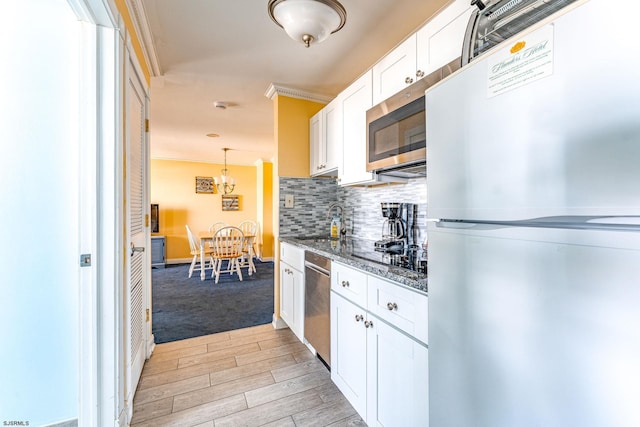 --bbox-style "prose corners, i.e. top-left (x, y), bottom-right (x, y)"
top-left (416, 0), bottom-right (474, 76)
top-left (280, 262), bottom-right (295, 332)
top-left (340, 71), bottom-right (375, 186)
top-left (323, 97), bottom-right (342, 174)
top-left (280, 261), bottom-right (304, 340)
top-left (151, 236), bottom-right (165, 266)
top-left (372, 35), bottom-right (417, 105)
top-left (331, 292), bottom-right (368, 419)
top-left (367, 318), bottom-right (429, 427)
top-left (310, 110), bottom-right (323, 175)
